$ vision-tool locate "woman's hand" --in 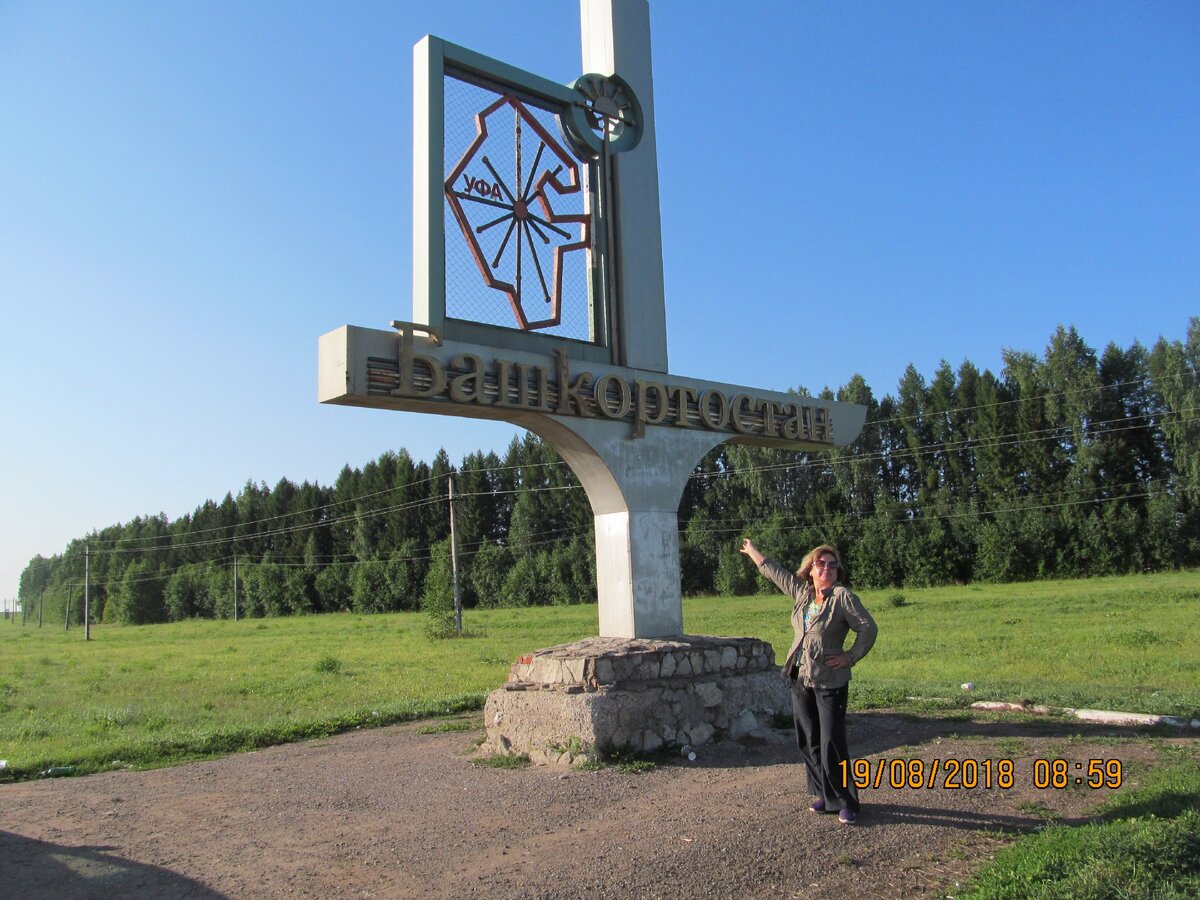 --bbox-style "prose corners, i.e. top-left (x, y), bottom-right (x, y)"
top-left (825, 652), bottom-right (851, 669)
top-left (739, 539), bottom-right (764, 566)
